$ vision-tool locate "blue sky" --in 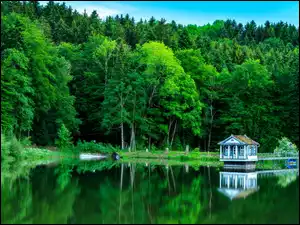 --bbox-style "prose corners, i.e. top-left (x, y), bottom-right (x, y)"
top-left (39, 1), bottom-right (299, 26)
